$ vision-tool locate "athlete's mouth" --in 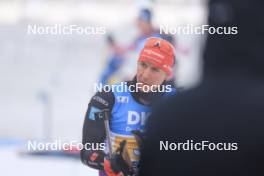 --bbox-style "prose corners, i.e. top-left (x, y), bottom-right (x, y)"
top-left (138, 80), bottom-right (150, 86)
top-left (137, 76), bottom-right (151, 87)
